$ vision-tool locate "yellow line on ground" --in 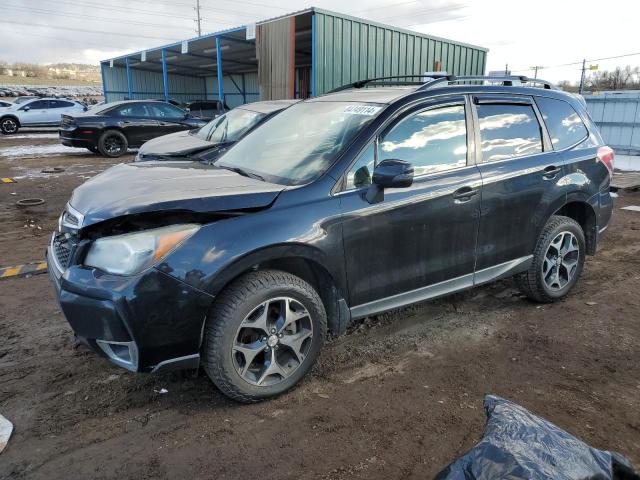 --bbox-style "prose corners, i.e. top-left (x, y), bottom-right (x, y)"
top-left (1, 177), bottom-right (16, 183)
top-left (0, 266), bottom-right (23, 278)
top-left (36, 262), bottom-right (48, 270)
